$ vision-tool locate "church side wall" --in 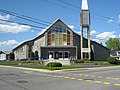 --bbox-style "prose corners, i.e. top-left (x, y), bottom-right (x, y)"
top-left (73, 33), bottom-right (81, 59)
top-left (32, 35), bottom-right (46, 58)
top-left (91, 42), bottom-right (110, 60)
top-left (14, 44), bottom-right (28, 60)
